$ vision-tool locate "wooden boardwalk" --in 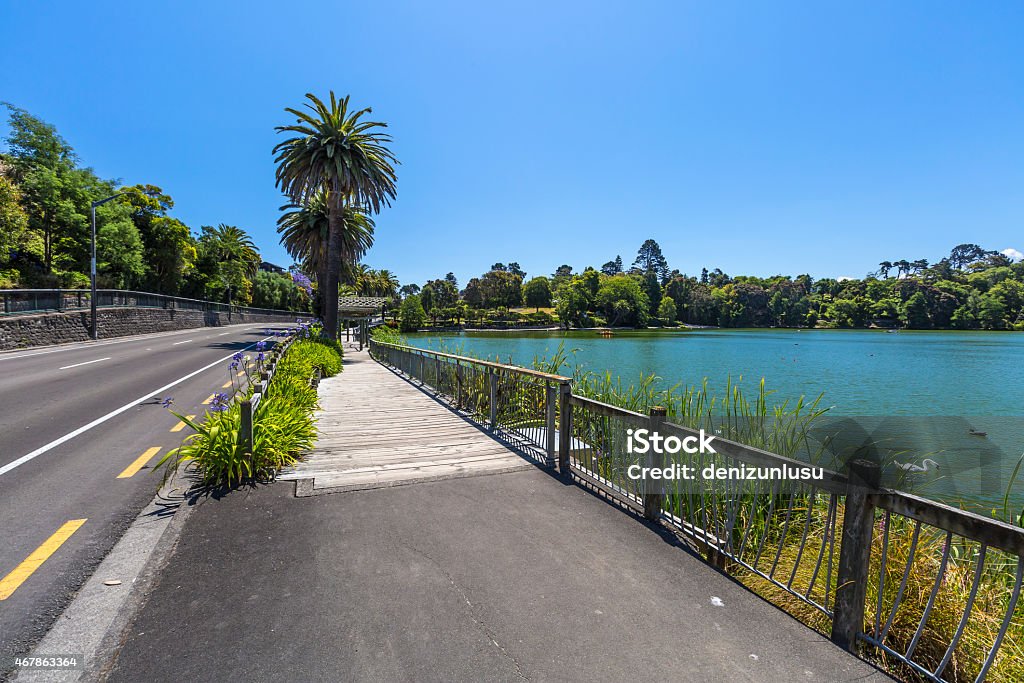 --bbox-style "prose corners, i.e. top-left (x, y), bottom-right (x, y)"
top-left (278, 345), bottom-right (539, 494)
